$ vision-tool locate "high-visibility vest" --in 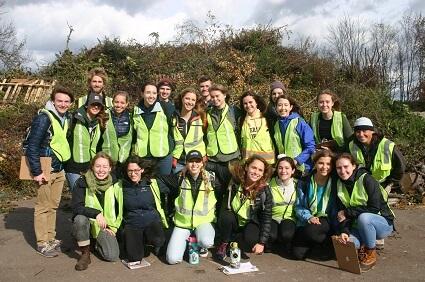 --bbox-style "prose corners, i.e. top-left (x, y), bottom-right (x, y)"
top-left (39, 109), bottom-right (71, 162)
top-left (174, 172), bottom-right (217, 229)
top-left (149, 179), bottom-right (169, 228)
top-left (206, 104), bottom-right (238, 156)
top-left (72, 120), bottom-right (101, 163)
top-left (240, 116), bottom-right (275, 164)
top-left (133, 104), bottom-right (170, 158)
top-left (172, 115), bottom-right (206, 159)
top-left (310, 111), bottom-right (344, 147)
top-left (307, 176), bottom-right (332, 217)
top-left (349, 138), bottom-right (395, 183)
top-left (102, 110), bottom-right (132, 163)
top-left (78, 95), bottom-right (113, 108)
top-left (85, 182), bottom-right (123, 238)
top-left (230, 185), bottom-right (253, 227)
top-left (269, 177), bottom-right (297, 222)
top-left (273, 118), bottom-right (304, 171)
